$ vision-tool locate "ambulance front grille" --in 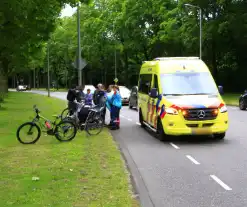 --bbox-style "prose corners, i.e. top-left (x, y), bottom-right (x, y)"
top-left (183, 108), bottom-right (218, 121)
